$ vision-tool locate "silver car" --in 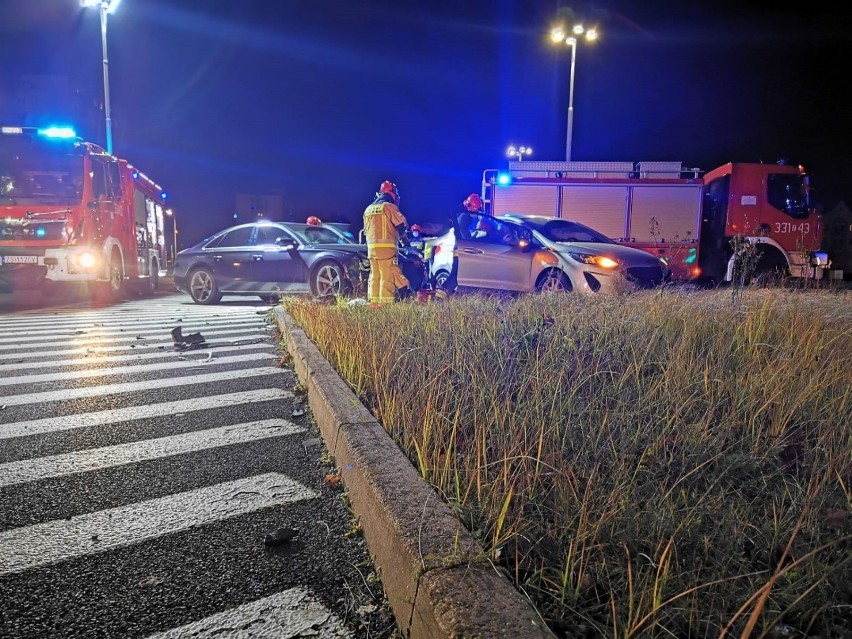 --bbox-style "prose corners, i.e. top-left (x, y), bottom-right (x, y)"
top-left (451, 213), bottom-right (669, 293)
